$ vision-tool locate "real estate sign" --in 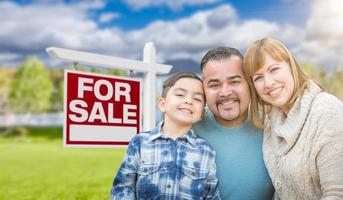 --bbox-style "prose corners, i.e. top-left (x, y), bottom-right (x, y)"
top-left (64, 70), bottom-right (141, 147)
